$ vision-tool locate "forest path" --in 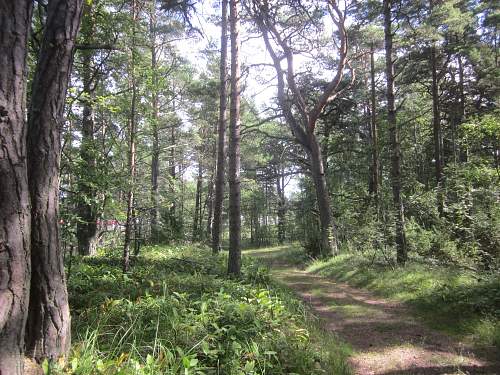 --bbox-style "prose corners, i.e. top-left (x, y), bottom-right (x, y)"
top-left (246, 246), bottom-right (500, 375)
